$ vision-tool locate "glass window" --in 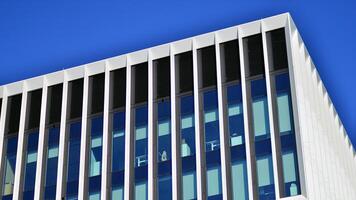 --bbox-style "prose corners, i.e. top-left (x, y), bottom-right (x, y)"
top-left (266, 28), bottom-right (288, 71)
top-left (44, 127), bottom-right (60, 199)
top-left (66, 122), bottom-right (82, 199)
top-left (226, 84), bottom-right (248, 200)
top-left (251, 78), bottom-right (275, 200)
top-left (177, 51), bottom-right (193, 93)
top-left (112, 111), bottom-right (125, 200)
top-left (48, 84), bottom-right (63, 124)
top-left (23, 131), bottom-right (39, 199)
top-left (90, 73), bottom-right (105, 115)
top-left (112, 68), bottom-right (126, 109)
top-left (243, 34), bottom-right (265, 77)
top-left (26, 89), bottom-right (42, 130)
top-left (69, 79), bottom-right (84, 119)
top-left (133, 62), bottom-right (148, 104)
top-left (157, 101), bottom-right (172, 200)
top-left (89, 116), bottom-right (103, 198)
top-left (2, 136), bottom-right (18, 199)
top-left (183, 172), bottom-right (196, 200)
top-left (0, 99), bottom-right (2, 117)
top-left (198, 46), bottom-right (217, 88)
top-left (154, 57), bottom-right (171, 99)
top-left (275, 73), bottom-right (301, 197)
top-left (231, 162), bottom-right (248, 200)
top-left (220, 40), bottom-right (241, 82)
top-left (6, 94), bottom-right (22, 134)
